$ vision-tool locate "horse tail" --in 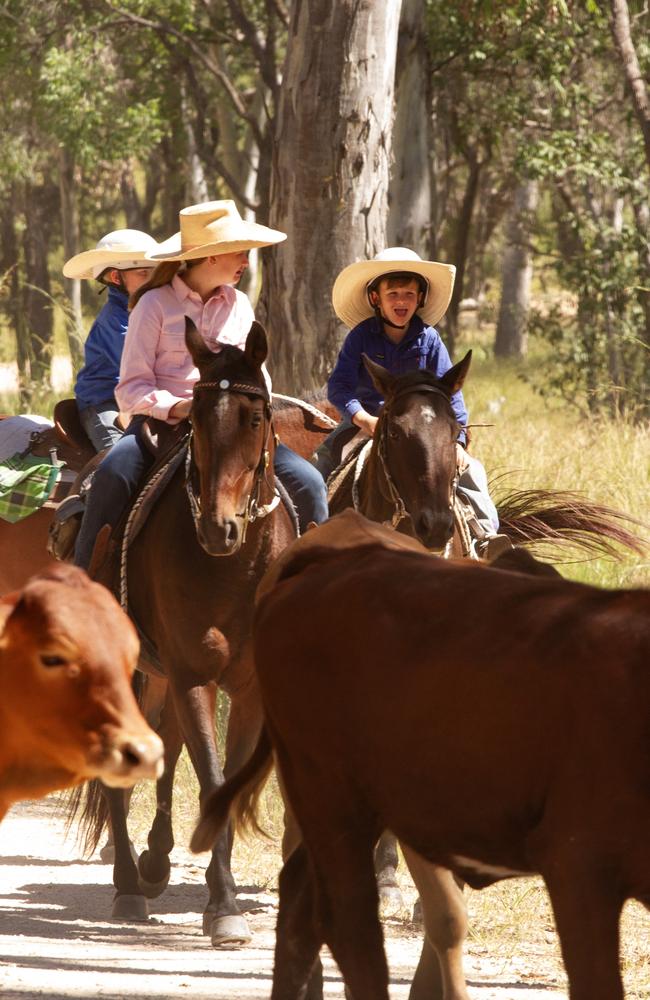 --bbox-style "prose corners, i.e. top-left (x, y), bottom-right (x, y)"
top-left (64, 778), bottom-right (109, 858)
top-left (190, 727), bottom-right (274, 854)
top-left (496, 487), bottom-right (646, 559)
top-left (64, 670), bottom-right (150, 856)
